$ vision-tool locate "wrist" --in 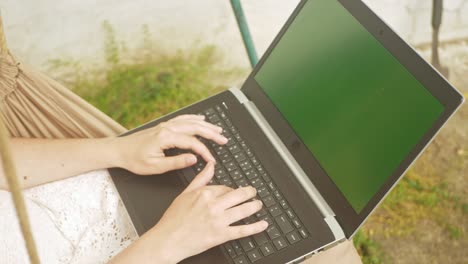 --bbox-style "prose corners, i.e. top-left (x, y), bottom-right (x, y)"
top-left (100, 136), bottom-right (126, 169)
top-left (110, 226), bottom-right (181, 264)
top-left (147, 225), bottom-right (185, 263)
